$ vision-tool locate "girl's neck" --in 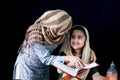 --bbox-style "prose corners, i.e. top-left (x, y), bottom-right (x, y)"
top-left (73, 49), bottom-right (82, 58)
